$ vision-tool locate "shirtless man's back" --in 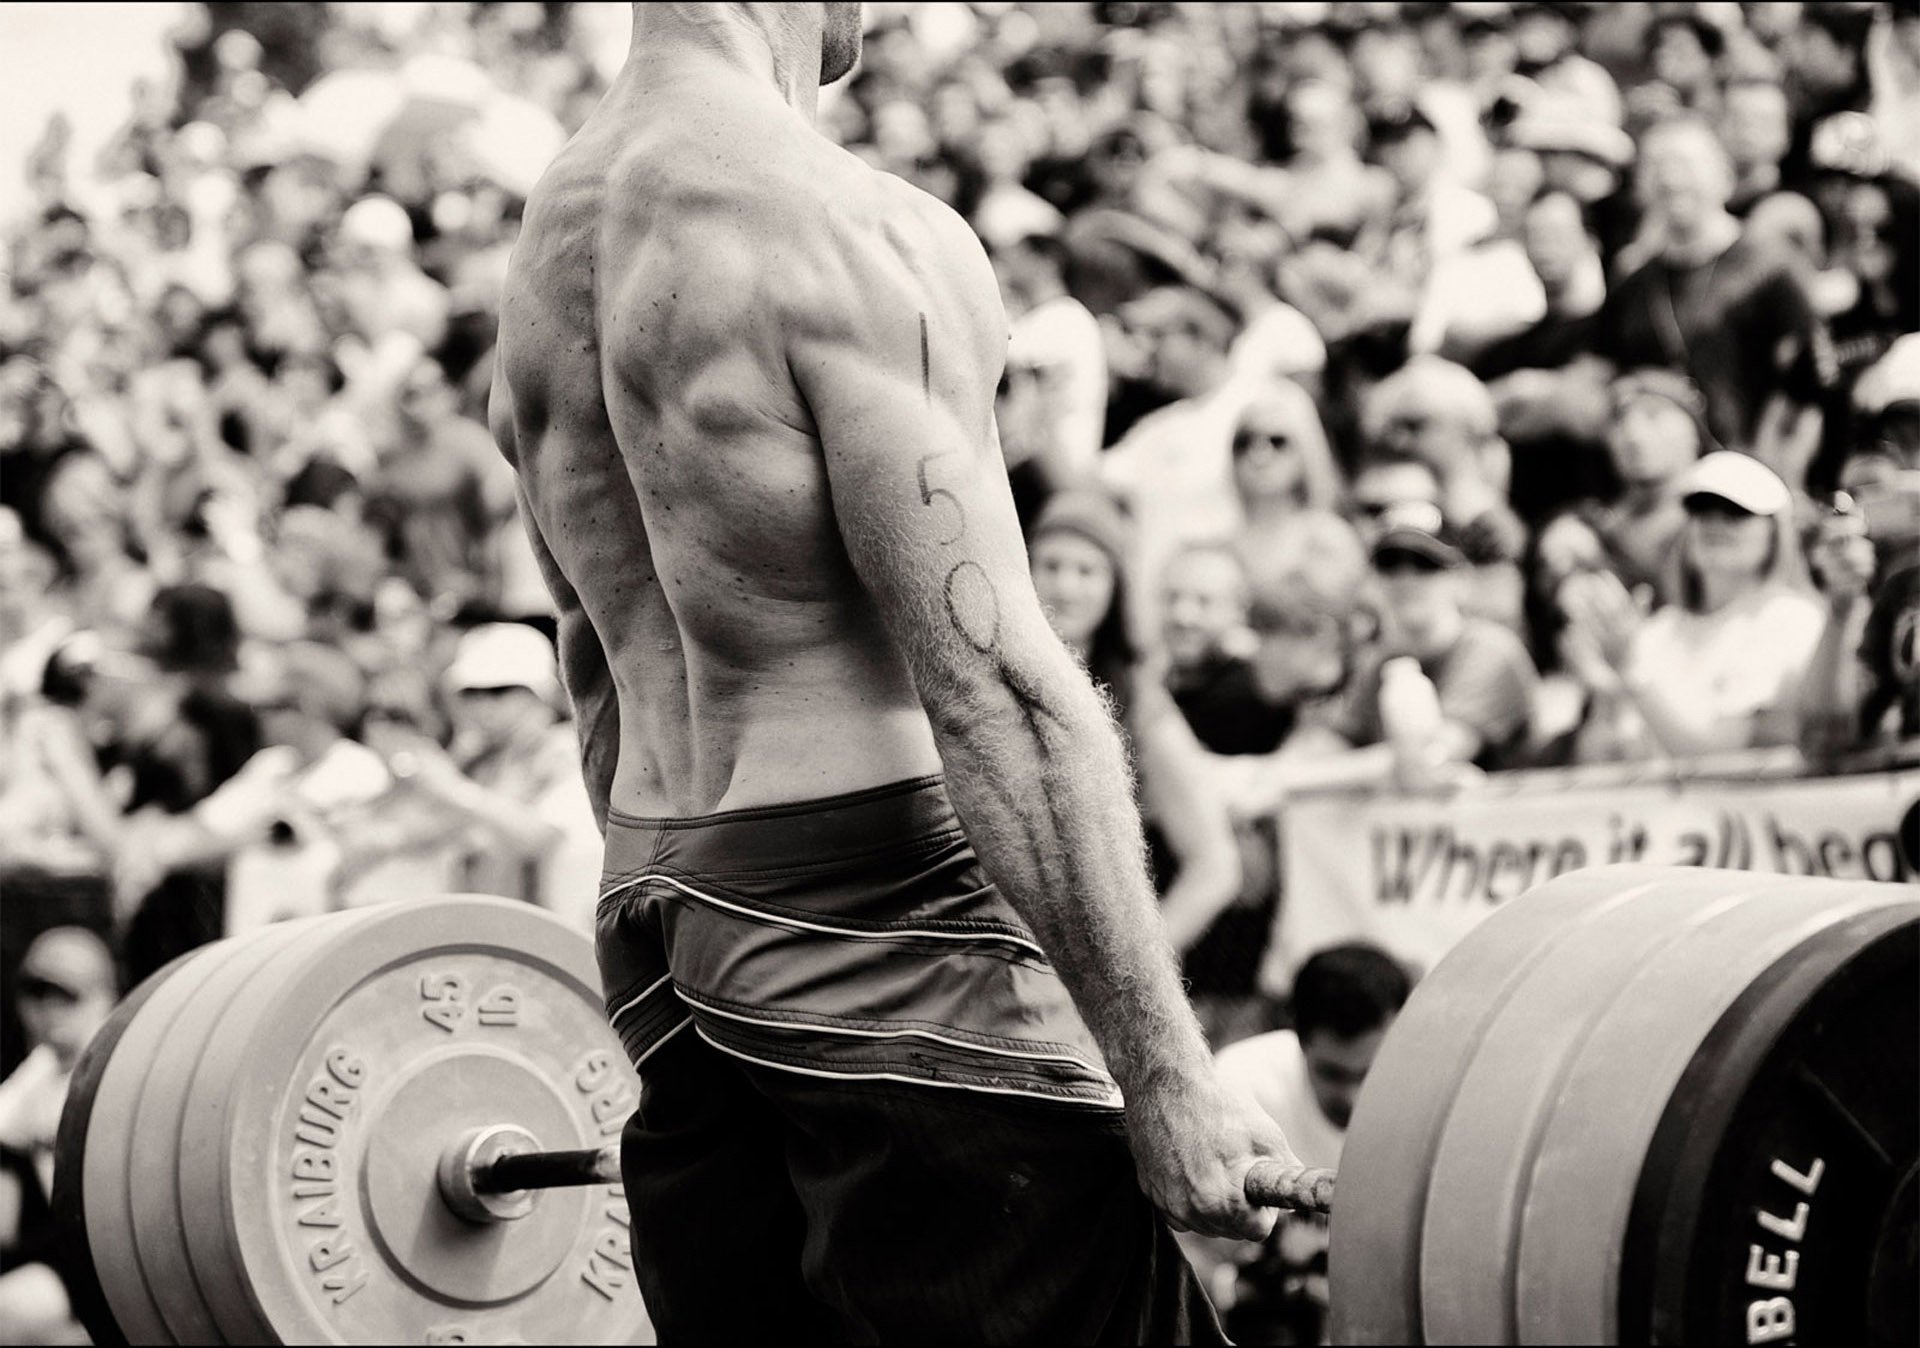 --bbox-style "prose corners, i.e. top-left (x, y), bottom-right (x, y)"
top-left (490, 6), bottom-right (1296, 1340)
